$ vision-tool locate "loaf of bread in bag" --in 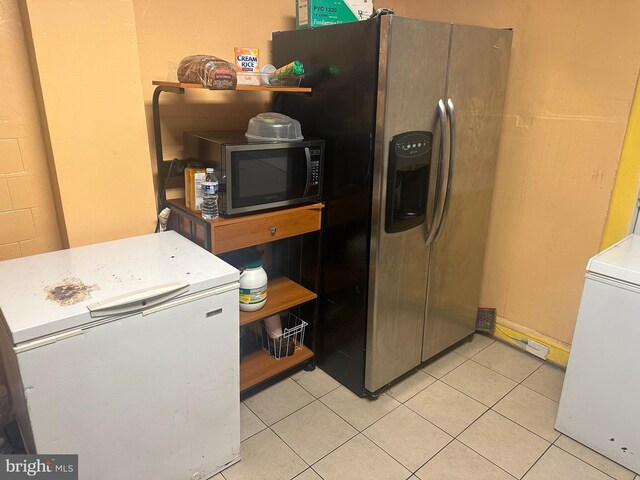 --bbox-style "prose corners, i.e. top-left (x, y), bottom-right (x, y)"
top-left (177, 55), bottom-right (237, 90)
